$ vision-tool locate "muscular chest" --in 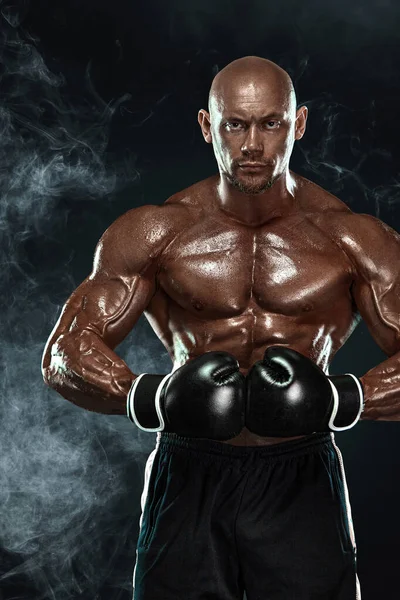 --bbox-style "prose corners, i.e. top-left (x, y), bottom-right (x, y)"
top-left (157, 215), bottom-right (353, 317)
